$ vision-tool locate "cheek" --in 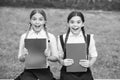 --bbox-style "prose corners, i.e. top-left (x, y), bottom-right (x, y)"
top-left (30, 20), bottom-right (35, 24)
top-left (69, 24), bottom-right (73, 28)
top-left (40, 21), bottom-right (46, 24)
top-left (43, 21), bottom-right (46, 24)
top-left (80, 23), bottom-right (84, 26)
